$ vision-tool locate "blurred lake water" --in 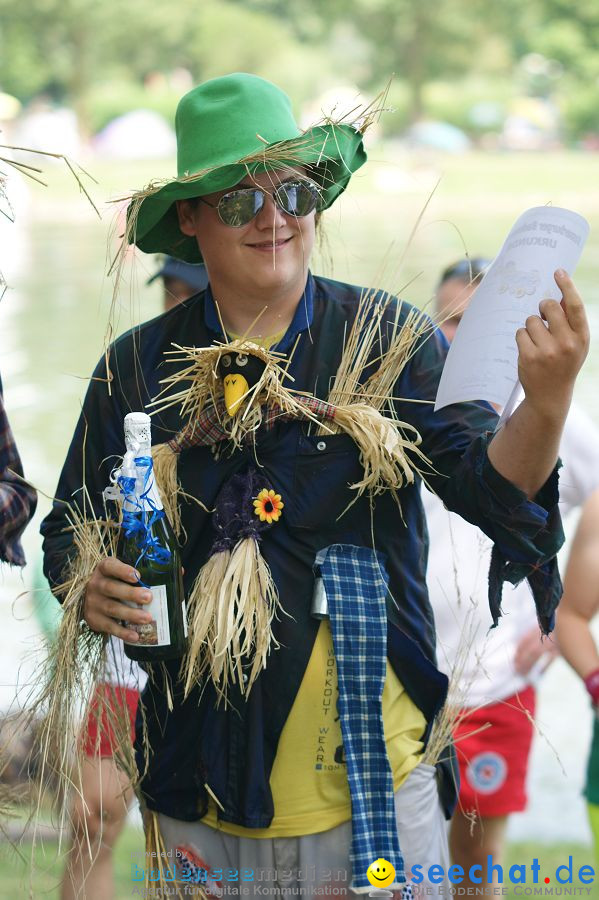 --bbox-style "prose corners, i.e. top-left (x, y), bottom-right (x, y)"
top-left (1, 147), bottom-right (598, 846)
